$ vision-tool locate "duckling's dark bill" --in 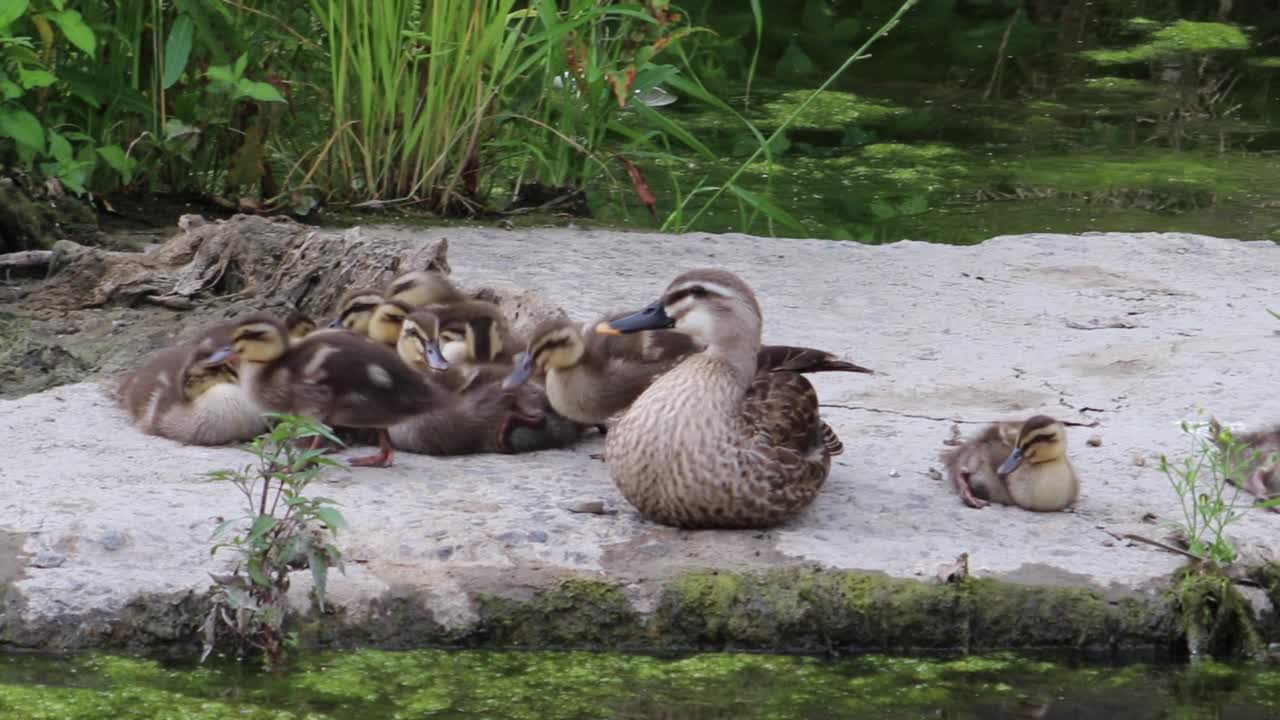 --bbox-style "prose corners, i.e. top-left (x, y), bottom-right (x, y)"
top-left (597, 299), bottom-right (674, 335)
top-left (501, 352), bottom-right (536, 390)
top-left (997, 447), bottom-right (1024, 475)
top-left (326, 317), bottom-right (342, 328)
top-left (424, 339), bottom-right (449, 370)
